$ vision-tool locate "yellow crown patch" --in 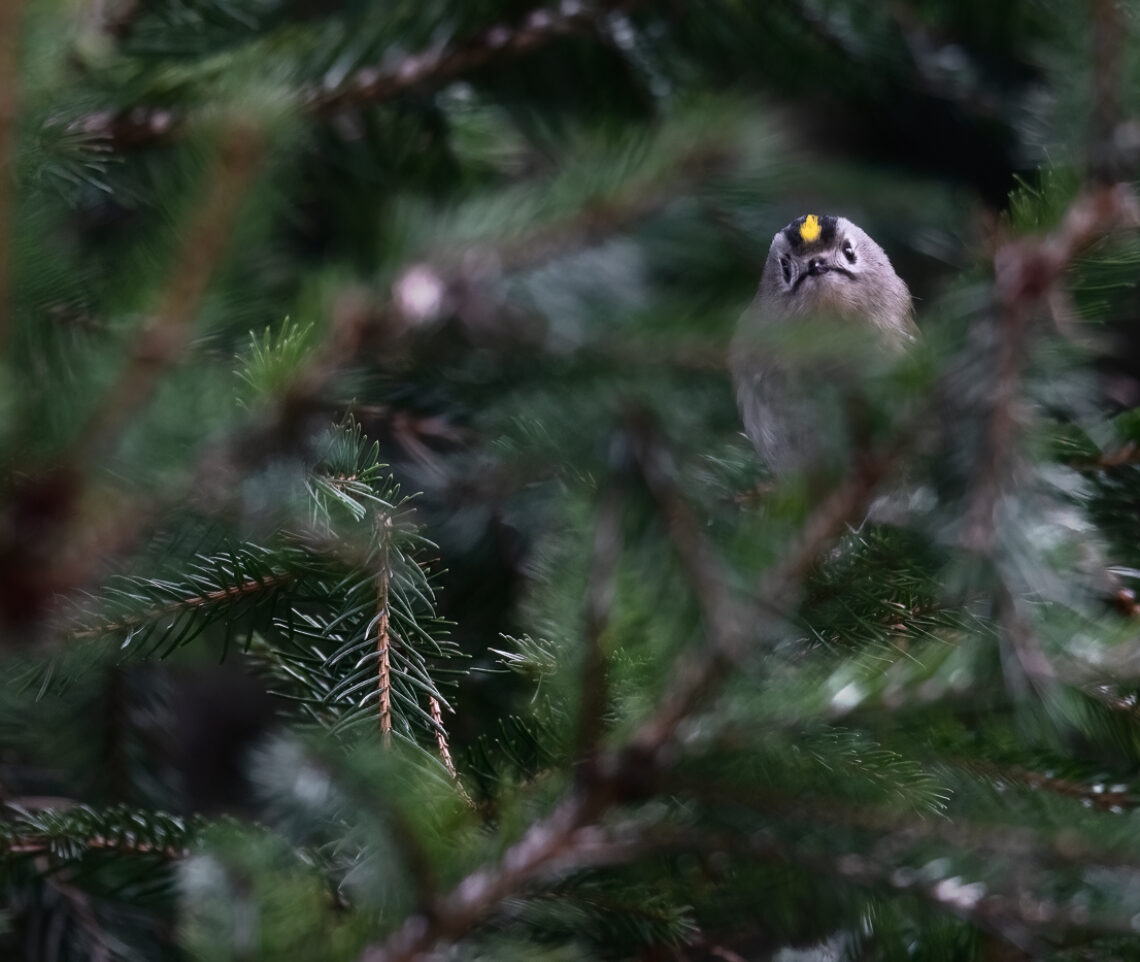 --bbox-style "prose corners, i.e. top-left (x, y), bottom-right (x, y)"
top-left (799, 214), bottom-right (821, 243)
